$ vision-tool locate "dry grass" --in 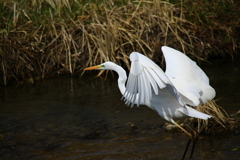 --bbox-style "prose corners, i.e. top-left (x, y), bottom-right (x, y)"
top-left (76, 0), bottom-right (199, 71)
top-left (182, 0), bottom-right (240, 56)
top-left (1, 0), bottom-right (239, 85)
top-left (2, 0), bottom-right (238, 85)
top-left (186, 100), bottom-right (229, 132)
top-left (0, 0), bottom-right (81, 84)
